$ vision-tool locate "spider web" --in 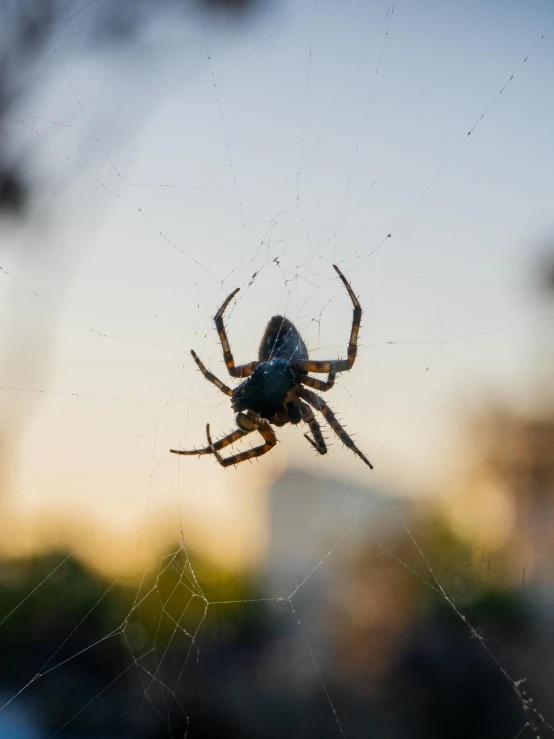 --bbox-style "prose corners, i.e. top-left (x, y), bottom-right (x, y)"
top-left (0, 1), bottom-right (553, 737)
